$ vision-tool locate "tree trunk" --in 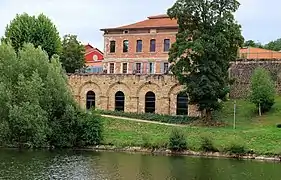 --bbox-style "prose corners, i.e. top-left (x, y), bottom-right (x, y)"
top-left (205, 109), bottom-right (212, 122)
